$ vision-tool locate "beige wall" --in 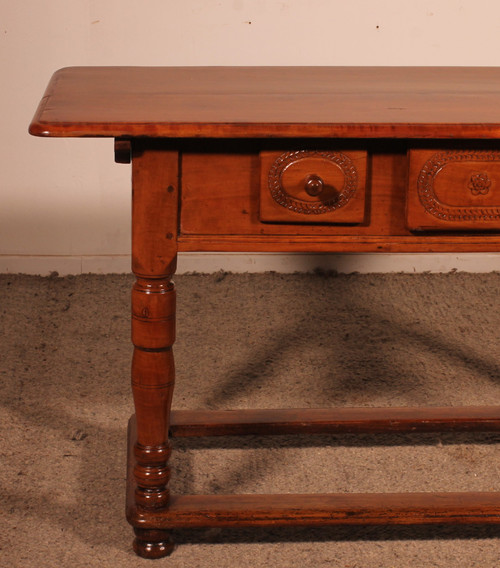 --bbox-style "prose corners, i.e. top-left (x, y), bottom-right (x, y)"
top-left (3, 1), bottom-right (500, 274)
